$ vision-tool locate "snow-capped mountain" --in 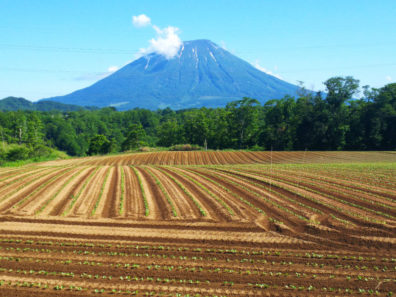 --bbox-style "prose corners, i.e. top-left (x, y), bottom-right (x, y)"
top-left (42, 39), bottom-right (299, 110)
